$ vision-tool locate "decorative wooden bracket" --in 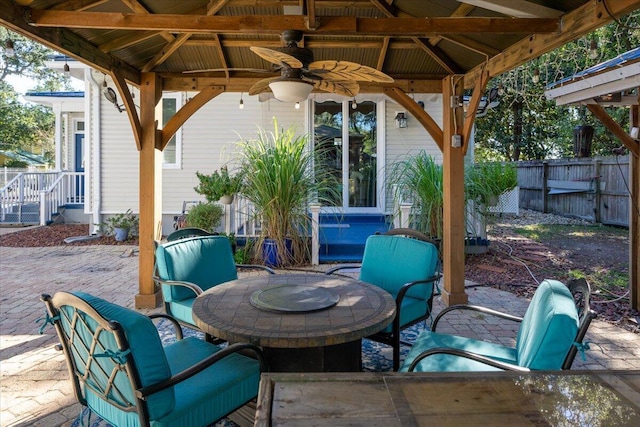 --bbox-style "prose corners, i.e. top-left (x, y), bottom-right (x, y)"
top-left (383, 86), bottom-right (444, 151)
top-left (110, 70), bottom-right (142, 150)
top-left (160, 86), bottom-right (225, 150)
